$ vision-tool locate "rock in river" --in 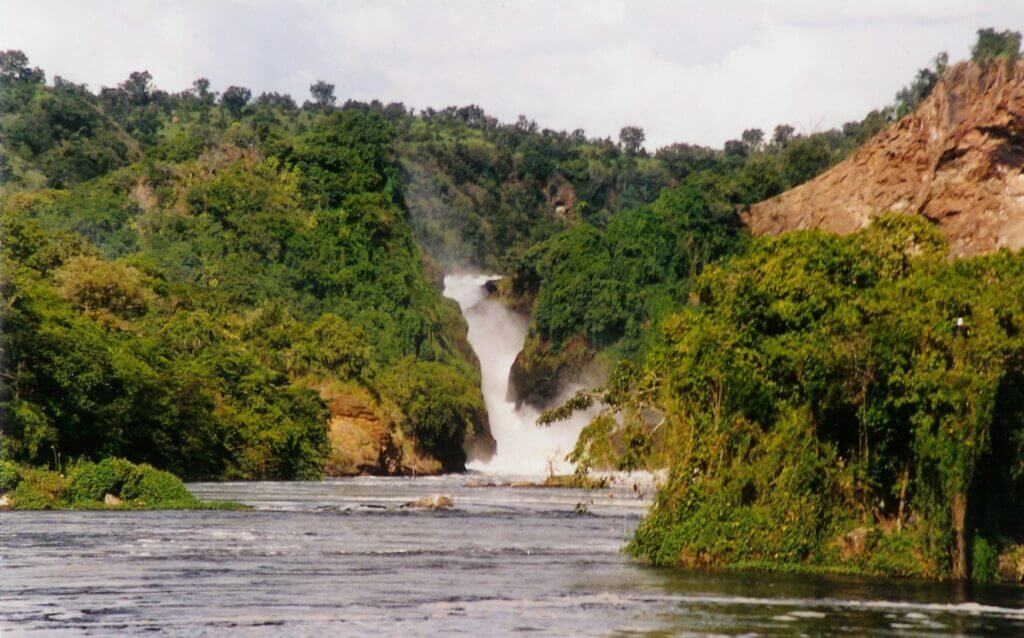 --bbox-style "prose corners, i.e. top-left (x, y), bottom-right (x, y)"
top-left (403, 494), bottom-right (454, 510)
